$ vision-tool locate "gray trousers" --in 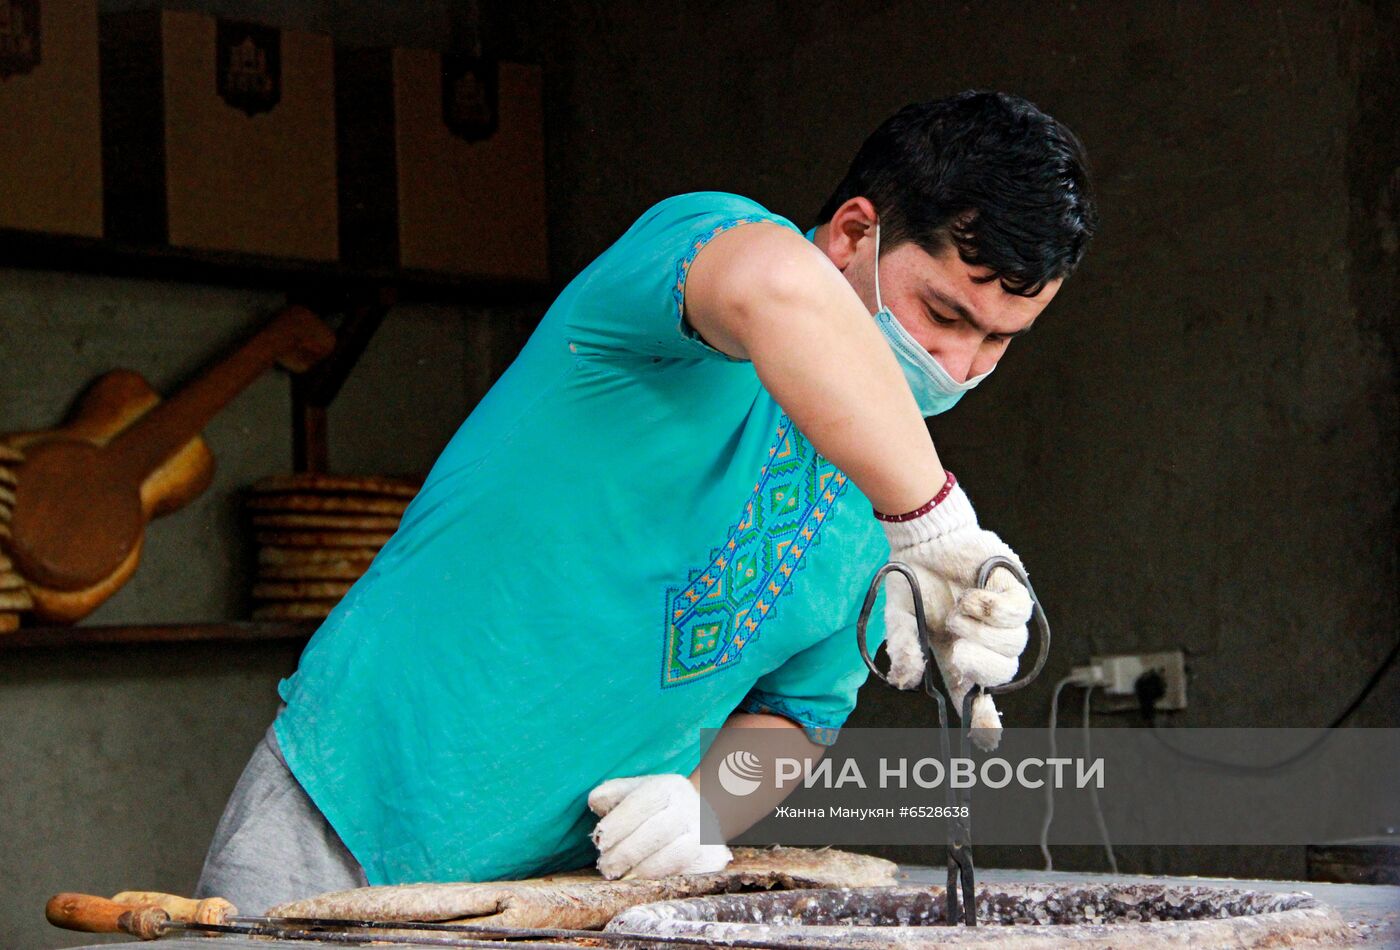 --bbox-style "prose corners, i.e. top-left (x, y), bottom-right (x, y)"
top-left (193, 721), bottom-right (369, 914)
